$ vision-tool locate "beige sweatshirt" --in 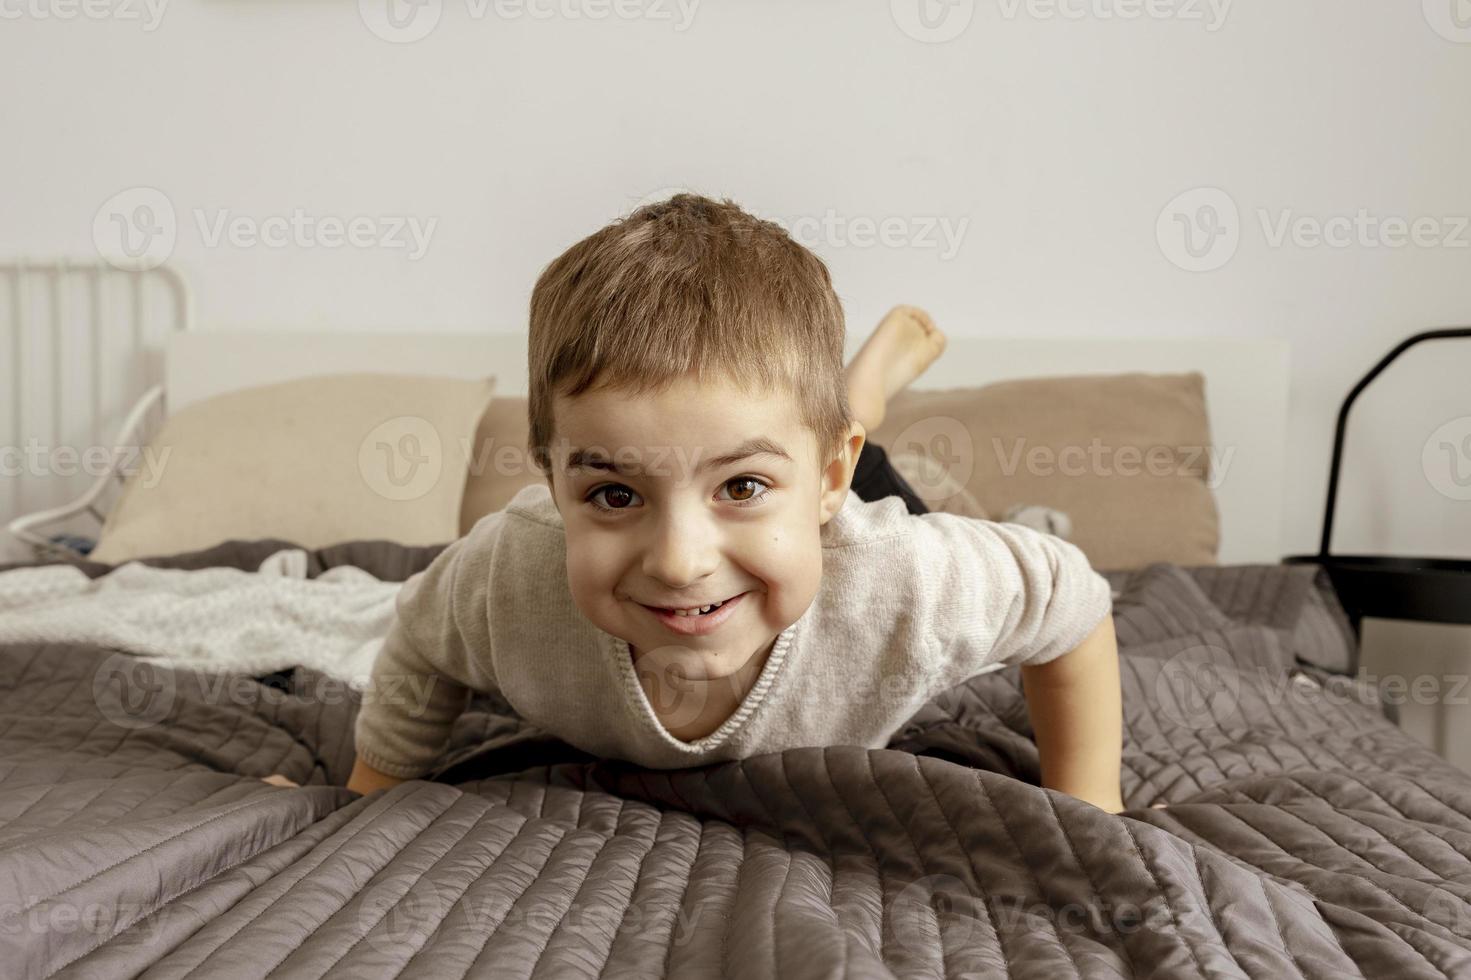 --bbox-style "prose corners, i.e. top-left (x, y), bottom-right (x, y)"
top-left (353, 483), bottom-right (1114, 779)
